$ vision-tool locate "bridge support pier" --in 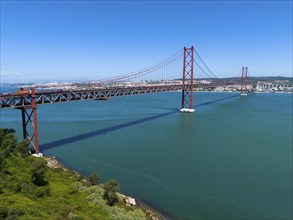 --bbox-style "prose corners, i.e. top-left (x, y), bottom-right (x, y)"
top-left (180, 46), bottom-right (195, 113)
top-left (19, 88), bottom-right (40, 154)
